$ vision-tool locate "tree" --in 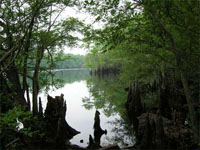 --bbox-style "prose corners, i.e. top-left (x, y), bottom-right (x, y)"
top-left (139, 0), bottom-right (200, 142)
top-left (0, 1), bottom-right (85, 147)
top-left (83, 0), bottom-right (200, 143)
top-left (0, 0), bottom-right (83, 114)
